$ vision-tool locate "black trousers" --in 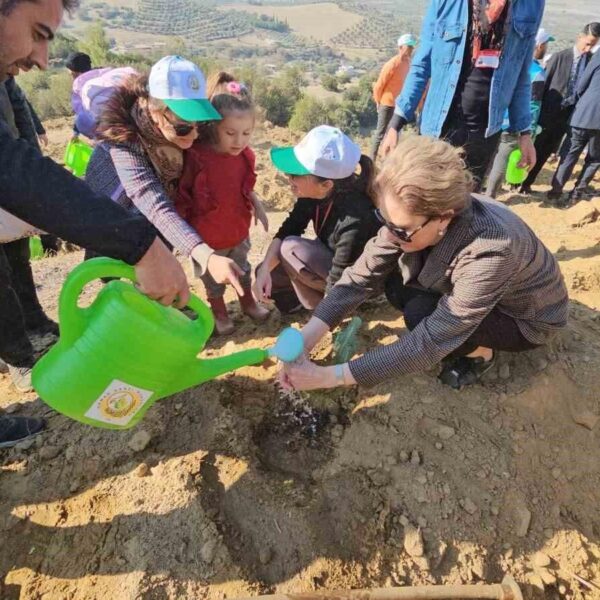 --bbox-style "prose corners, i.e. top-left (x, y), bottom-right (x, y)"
top-left (0, 241), bottom-right (36, 367)
top-left (370, 105), bottom-right (395, 159)
top-left (385, 276), bottom-right (539, 358)
top-left (441, 117), bottom-right (501, 192)
top-left (551, 127), bottom-right (600, 193)
top-left (522, 110), bottom-right (571, 189)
